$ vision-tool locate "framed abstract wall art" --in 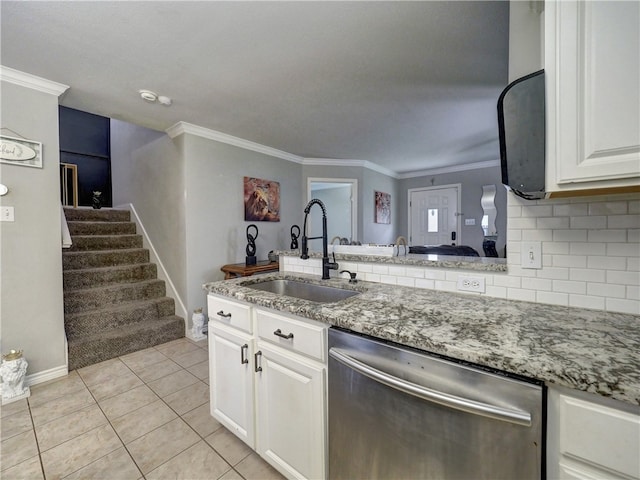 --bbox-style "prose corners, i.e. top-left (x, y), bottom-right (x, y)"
top-left (374, 191), bottom-right (391, 224)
